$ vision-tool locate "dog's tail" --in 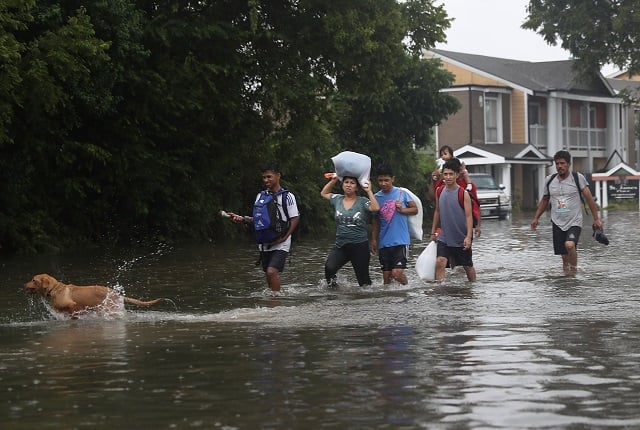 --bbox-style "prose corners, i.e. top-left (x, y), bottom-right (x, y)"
top-left (124, 297), bottom-right (165, 307)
